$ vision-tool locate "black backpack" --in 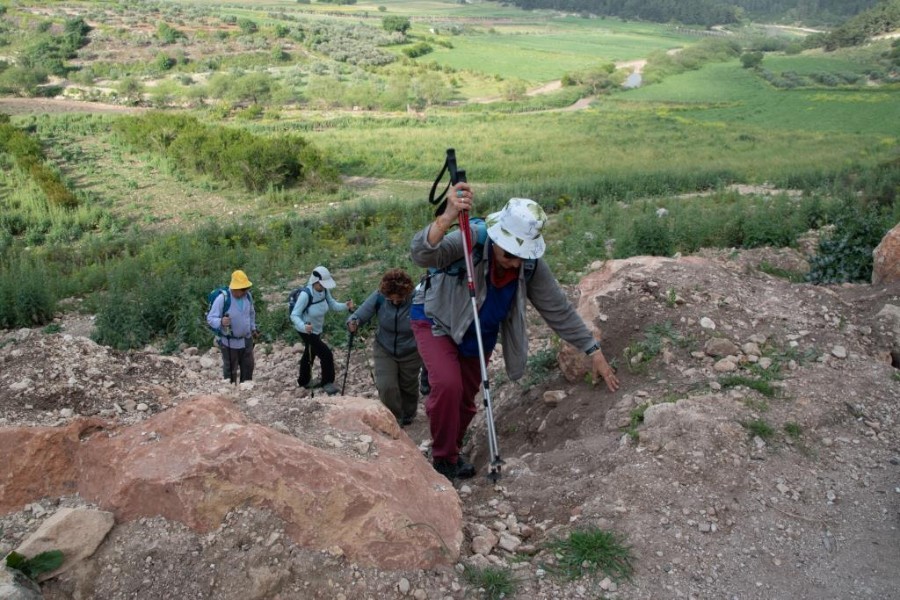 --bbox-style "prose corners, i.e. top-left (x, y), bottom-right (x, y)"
top-left (287, 285), bottom-right (326, 317)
